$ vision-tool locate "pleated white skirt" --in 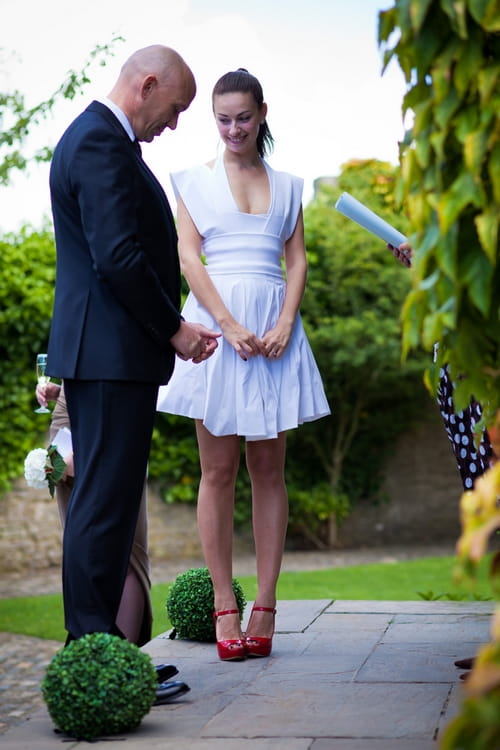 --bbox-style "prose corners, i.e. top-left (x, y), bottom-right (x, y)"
top-left (157, 273), bottom-right (330, 440)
